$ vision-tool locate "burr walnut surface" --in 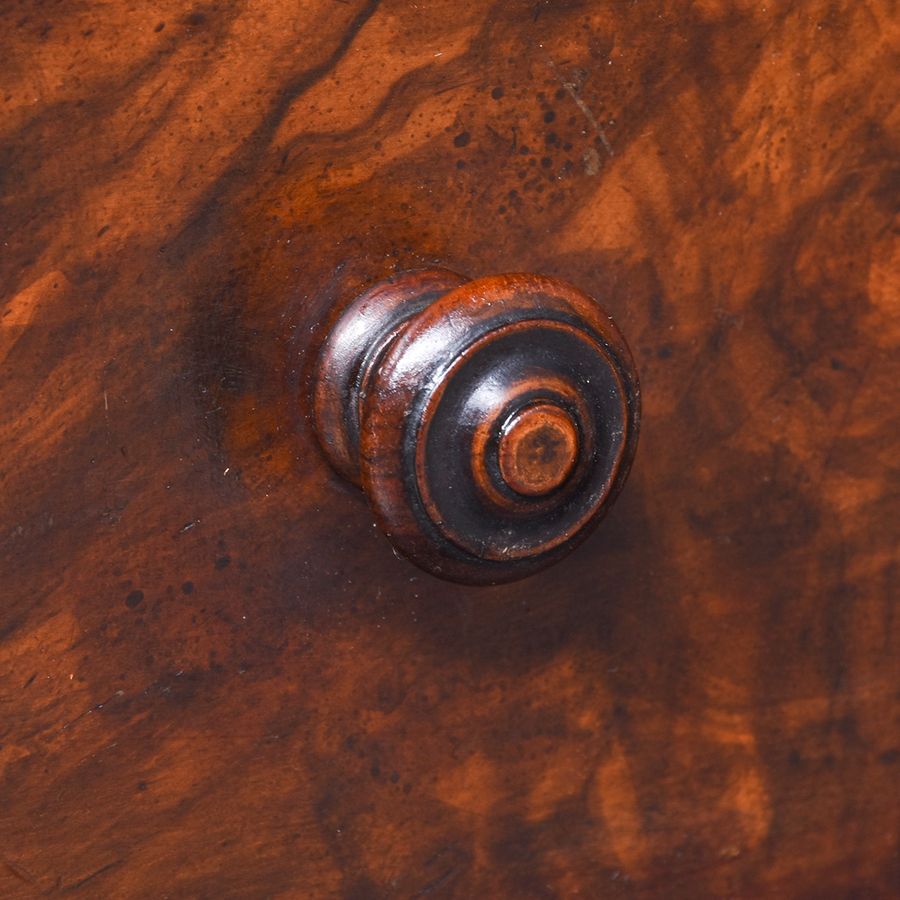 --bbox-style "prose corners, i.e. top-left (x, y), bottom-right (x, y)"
top-left (1, 1), bottom-right (898, 897)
